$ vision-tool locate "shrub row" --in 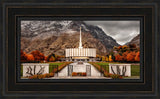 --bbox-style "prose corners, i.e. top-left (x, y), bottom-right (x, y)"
top-left (72, 72), bottom-right (87, 76)
top-left (51, 62), bottom-right (72, 73)
top-left (29, 73), bottom-right (54, 79)
top-left (89, 62), bottom-right (123, 79)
